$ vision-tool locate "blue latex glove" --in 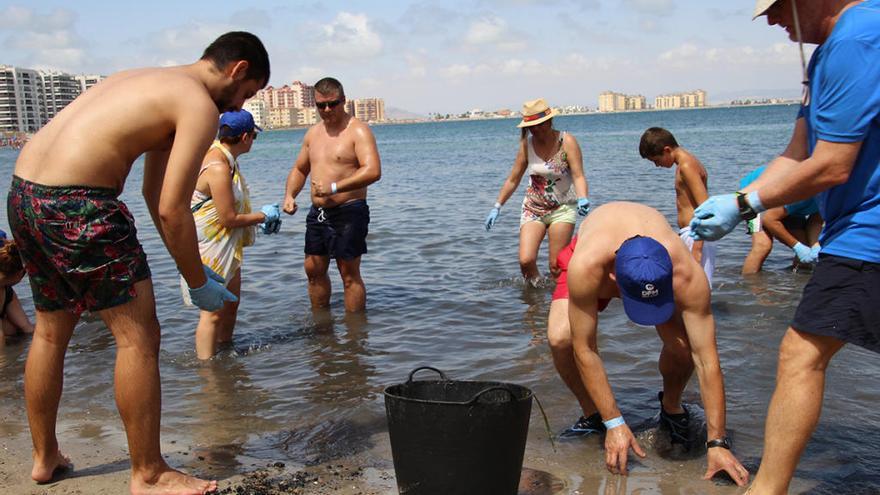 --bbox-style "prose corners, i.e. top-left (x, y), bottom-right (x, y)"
top-left (810, 244), bottom-right (821, 260)
top-left (260, 203), bottom-right (280, 224)
top-left (259, 217), bottom-right (282, 235)
top-left (485, 207), bottom-right (500, 231)
top-left (689, 194), bottom-right (742, 241)
top-left (577, 197), bottom-right (590, 216)
top-left (793, 242), bottom-right (818, 264)
top-left (188, 278), bottom-right (238, 311)
top-left (203, 265), bottom-right (225, 283)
